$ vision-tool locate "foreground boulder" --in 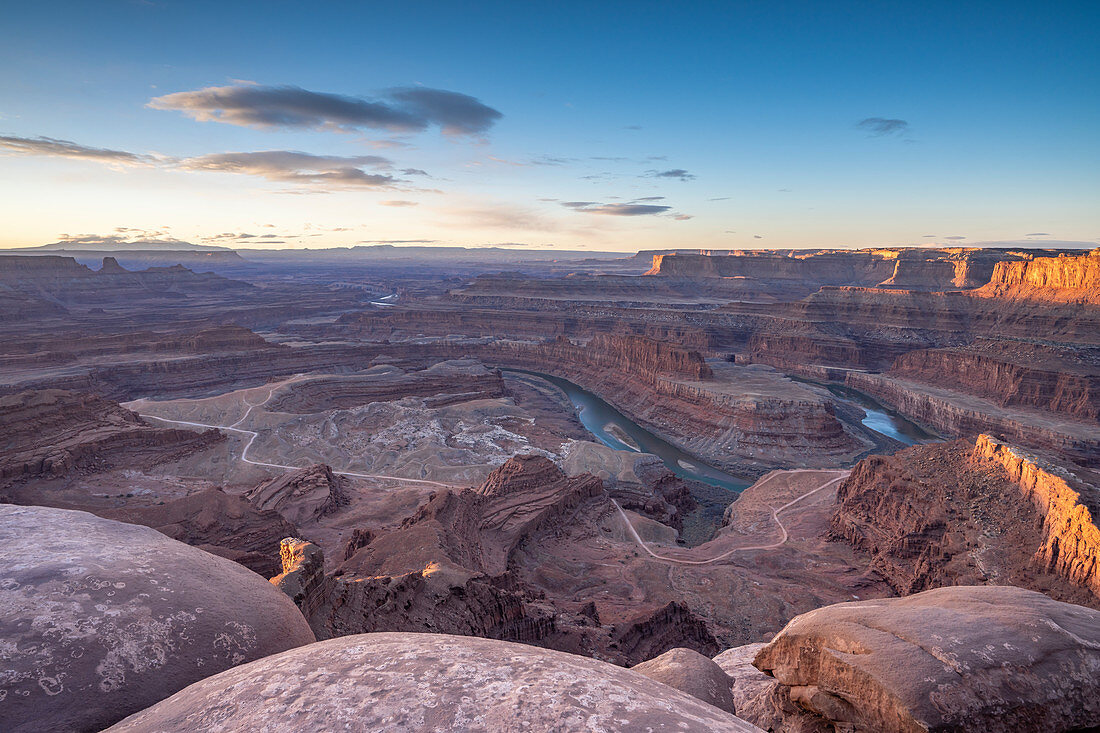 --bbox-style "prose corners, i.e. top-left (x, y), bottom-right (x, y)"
top-left (632, 647), bottom-right (737, 714)
top-left (753, 585), bottom-right (1100, 732)
top-left (107, 632), bottom-right (762, 732)
top-left (713, 643), bottom-right (829, 732)
top-left (0, 505), bottom-right (316, 733)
